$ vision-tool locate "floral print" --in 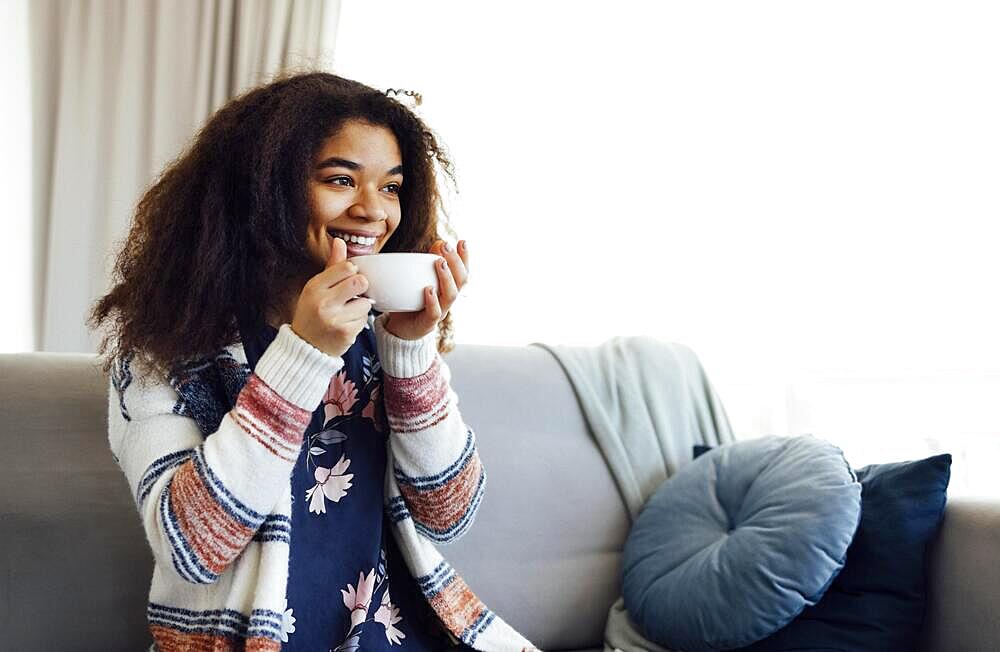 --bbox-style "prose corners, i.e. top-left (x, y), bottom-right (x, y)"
top-left (241, 316), bottom-right (464, 650)
top-left (375, 589), bottom-right (406, 645)
top-left (304, 454), bottom-right (355, 514)
top-left (333, 555), bottom-right (406, 648)
top-left (304, 354), bottom-right (384, 515)
top-left (324, 370), bottom-right (360, 422)
top-left (280, 599), bottom-right (296, 643)
top-left (306, 356), bottom-right (384, 515)
top-left (342, 569), bottom-right (377, 630)
top-left (280, 323), bottom-right (412, 649)
top-left (362, 385), bottom-right (385, 433)
top-left (310, 355), bottom-right (385, 475)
